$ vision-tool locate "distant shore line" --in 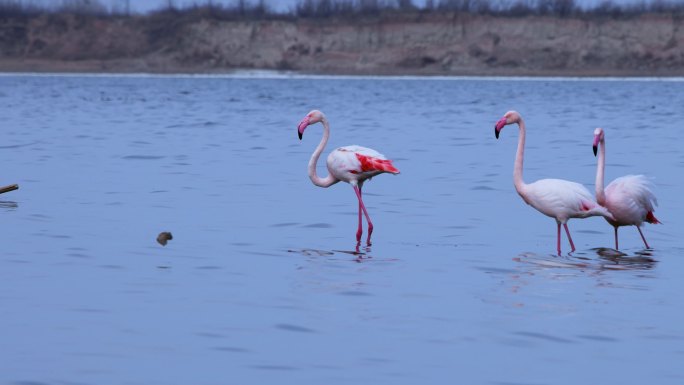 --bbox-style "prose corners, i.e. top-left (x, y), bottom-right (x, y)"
top-left (2, 68), bottom-right (684, 82)
top-left (1, 58), bottom-right (683, 78)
